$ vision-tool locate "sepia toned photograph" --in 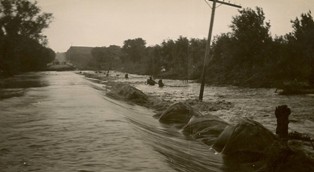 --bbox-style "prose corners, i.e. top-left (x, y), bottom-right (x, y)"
top-left (0, 0), bottom-right (314, 171)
